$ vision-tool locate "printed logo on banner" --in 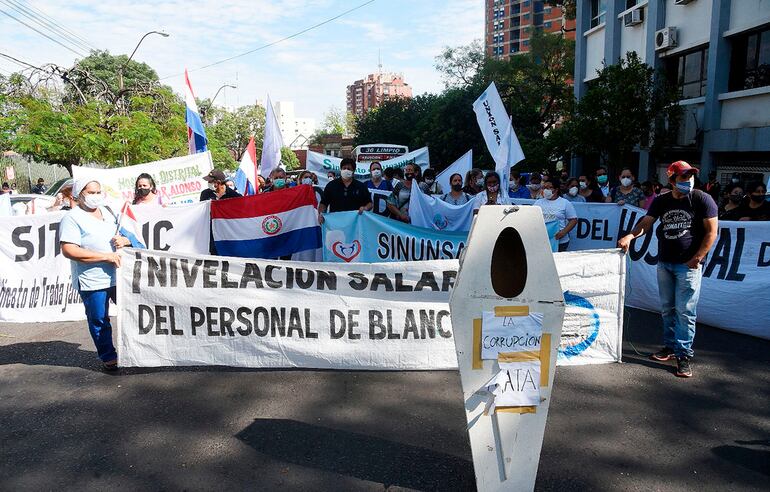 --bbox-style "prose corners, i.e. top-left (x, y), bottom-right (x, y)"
top-left (432, 213), bottom-right (449, 231)
top-left (261, 215), bottom-right (283, 235)
top-left (558, 291), bottom-right (601, 359)
top-left (331, 240), bottom-right (362, 262)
